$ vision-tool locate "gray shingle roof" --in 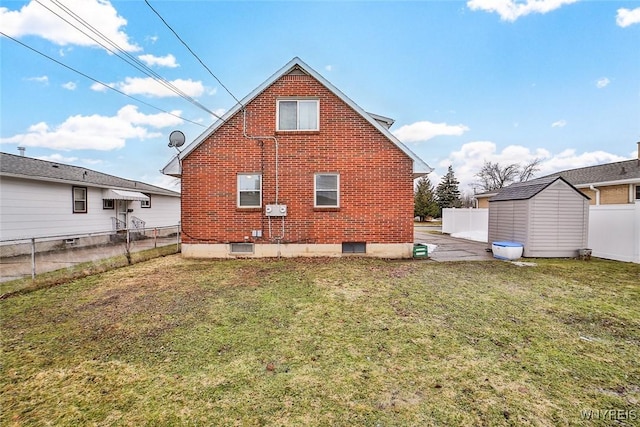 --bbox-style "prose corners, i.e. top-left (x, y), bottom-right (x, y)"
top-left (541, 159), bottom-right (640, 186)
top-left (489, 176), bottom-right (588, 202)
top-left (0, 152), bottom-right (180, 197)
